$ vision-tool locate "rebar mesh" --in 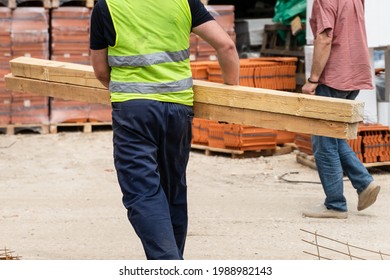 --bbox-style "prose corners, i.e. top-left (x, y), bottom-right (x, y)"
top-left (301, 229), bottom-right (390, 260)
